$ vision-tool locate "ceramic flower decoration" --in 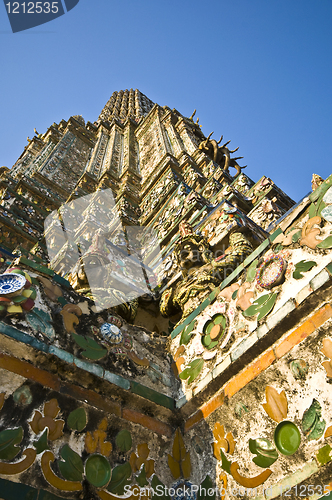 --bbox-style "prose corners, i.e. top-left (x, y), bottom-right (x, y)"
top-left (0, 268), bottom-right (36, 315)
